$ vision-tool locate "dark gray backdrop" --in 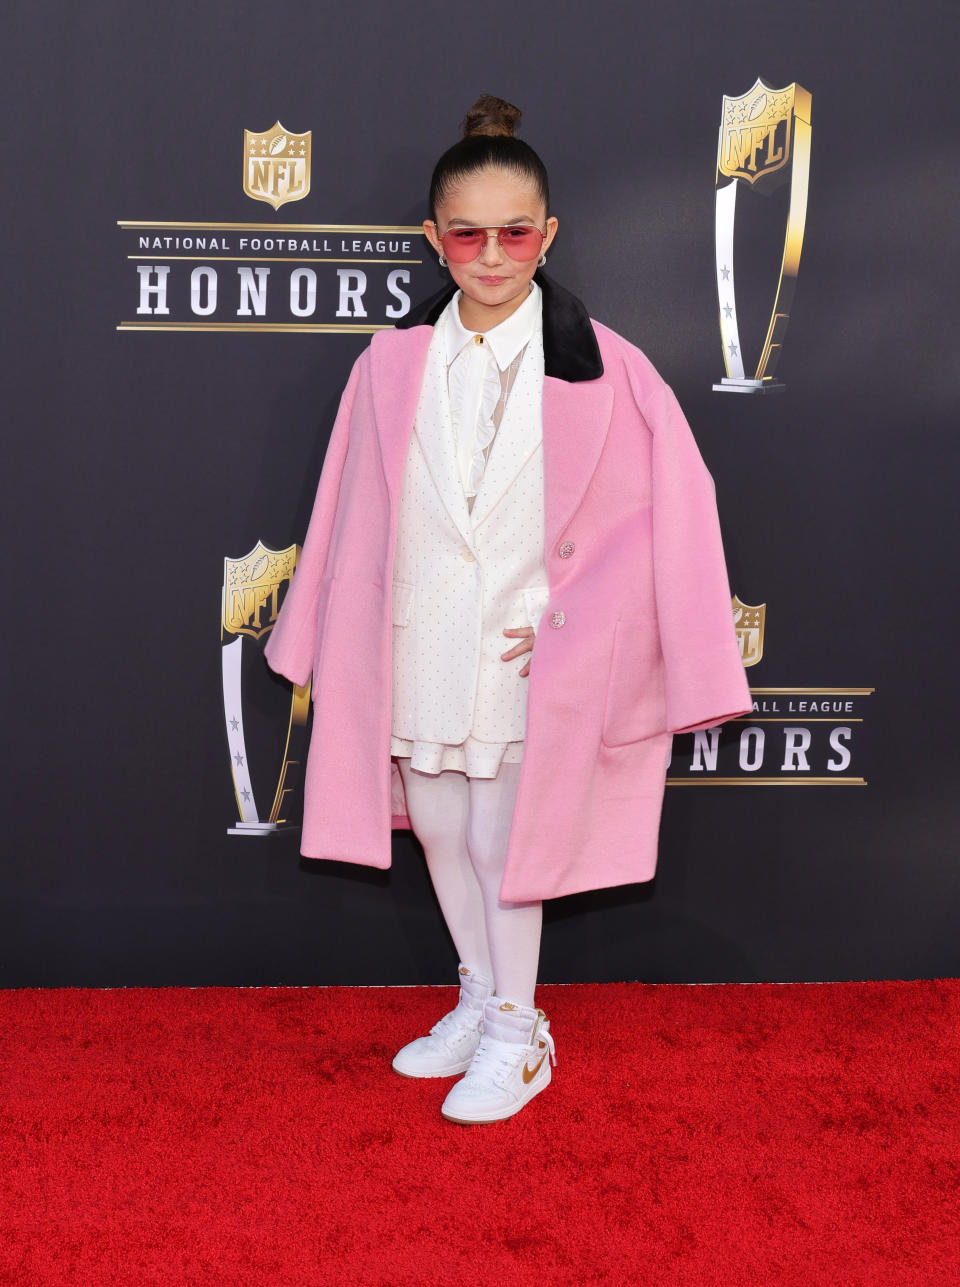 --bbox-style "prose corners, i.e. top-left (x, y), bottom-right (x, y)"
top-left (4, 0), bottom-right (957, 985)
